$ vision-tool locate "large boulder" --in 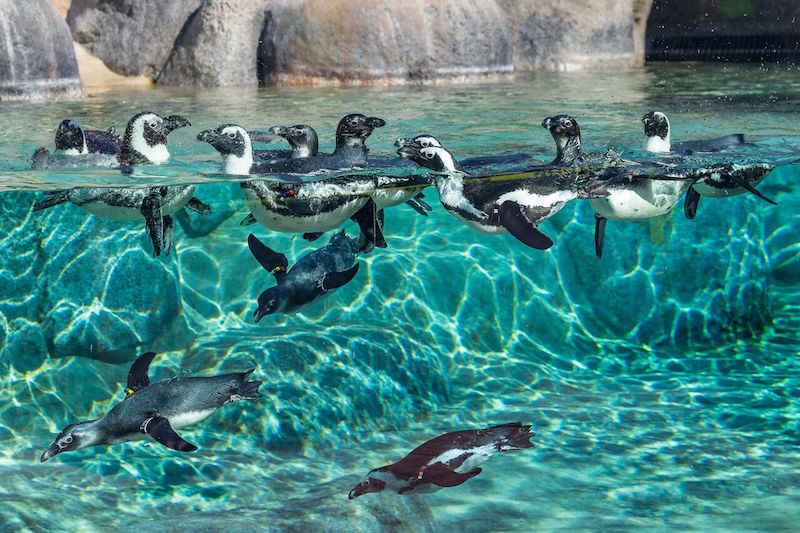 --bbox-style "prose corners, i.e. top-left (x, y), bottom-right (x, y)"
top-left (499, 0), bottom-right (641, 70)
top-left (266, 0), bottom-right (513, 84)
top-left (158, 0), bottom-right (272, 86)
top-left (0, 0), bottom-right (83, 101)
top-left (67, 0), bottom-right (202, 78)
